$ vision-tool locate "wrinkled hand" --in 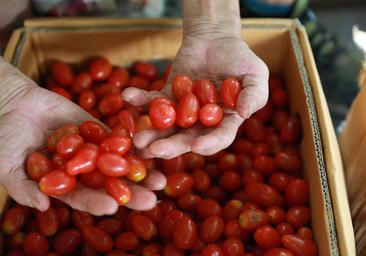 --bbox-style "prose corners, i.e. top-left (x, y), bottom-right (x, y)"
top-left (122, 32), bottom-right (269, 159)
top-left (0, 59), bottom-right (166, 215)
